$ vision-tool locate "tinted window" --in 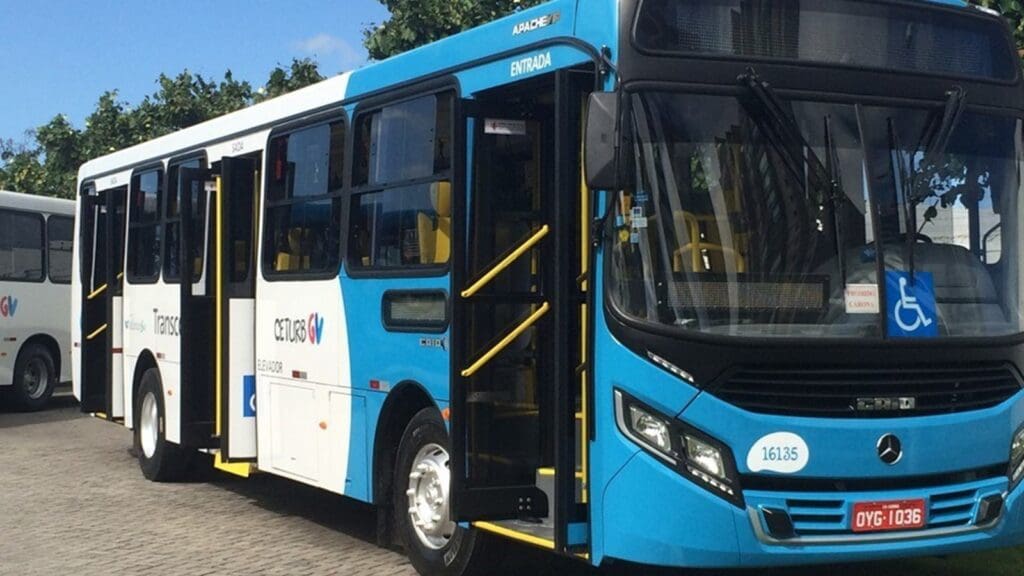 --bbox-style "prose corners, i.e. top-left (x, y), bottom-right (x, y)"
top-left (349, 182), bottom-right (452, 268)
top-left (47, 216), bottom-right (74, 284)
top-left (264, 121), bottom-right (346, 277)
top-left (165, 159), bottom-right (205, 283)
top-left (635, 0), bottom-right (1017, 81)
top-left (355, 93), bottom-right (453, 186)
top-left (0, 210), bottom-right (44, 282)
top-left (128, 169), bottom-right (164, 282)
